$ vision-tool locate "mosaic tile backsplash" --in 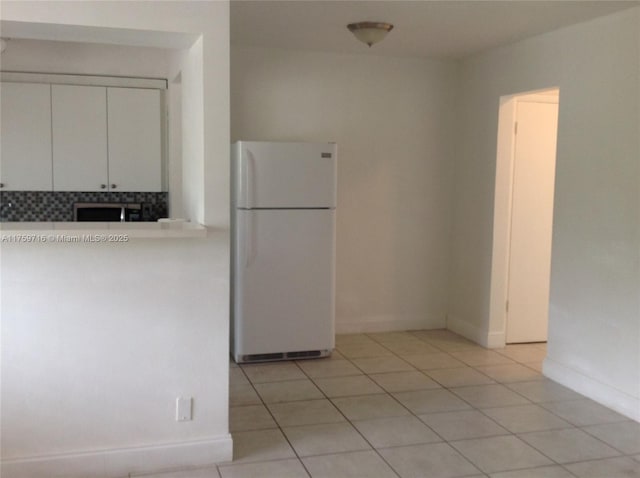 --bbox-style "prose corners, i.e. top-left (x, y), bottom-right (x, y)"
top-left (0, 191), bottom-right (168, 222)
